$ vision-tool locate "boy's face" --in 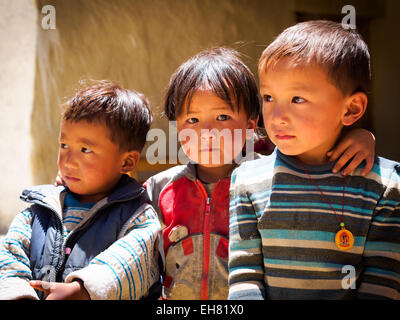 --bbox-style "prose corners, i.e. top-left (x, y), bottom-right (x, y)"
top-left (176, 90), bottom-right (256, 168)
top-left (58, 119), bottom-right (127, 203)
top-left (260, 59), bottom-right (349, 164)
